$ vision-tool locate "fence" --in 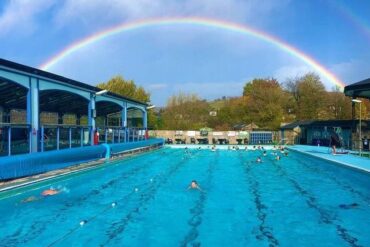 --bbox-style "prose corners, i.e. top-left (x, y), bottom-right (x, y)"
top-left (150, 130), bottom-right (279, 145)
